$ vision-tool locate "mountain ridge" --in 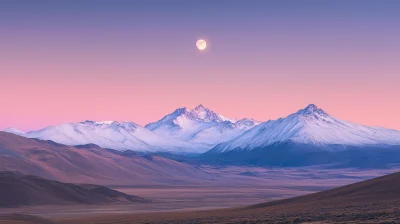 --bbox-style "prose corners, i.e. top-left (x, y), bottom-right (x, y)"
top-left (6, 105), bottom-right (259, 153)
